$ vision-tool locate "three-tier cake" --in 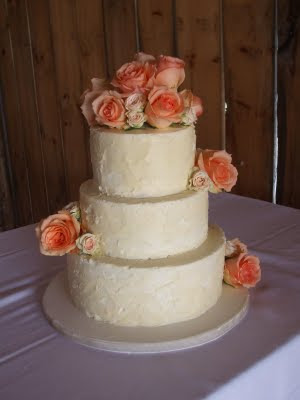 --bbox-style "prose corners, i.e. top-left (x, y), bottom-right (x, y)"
top-left (36, 53), bottom-right (261, 329)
